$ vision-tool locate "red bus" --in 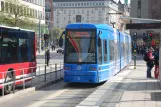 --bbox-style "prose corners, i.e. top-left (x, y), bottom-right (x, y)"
top-left (0, 25), bottom-right (36, 94)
